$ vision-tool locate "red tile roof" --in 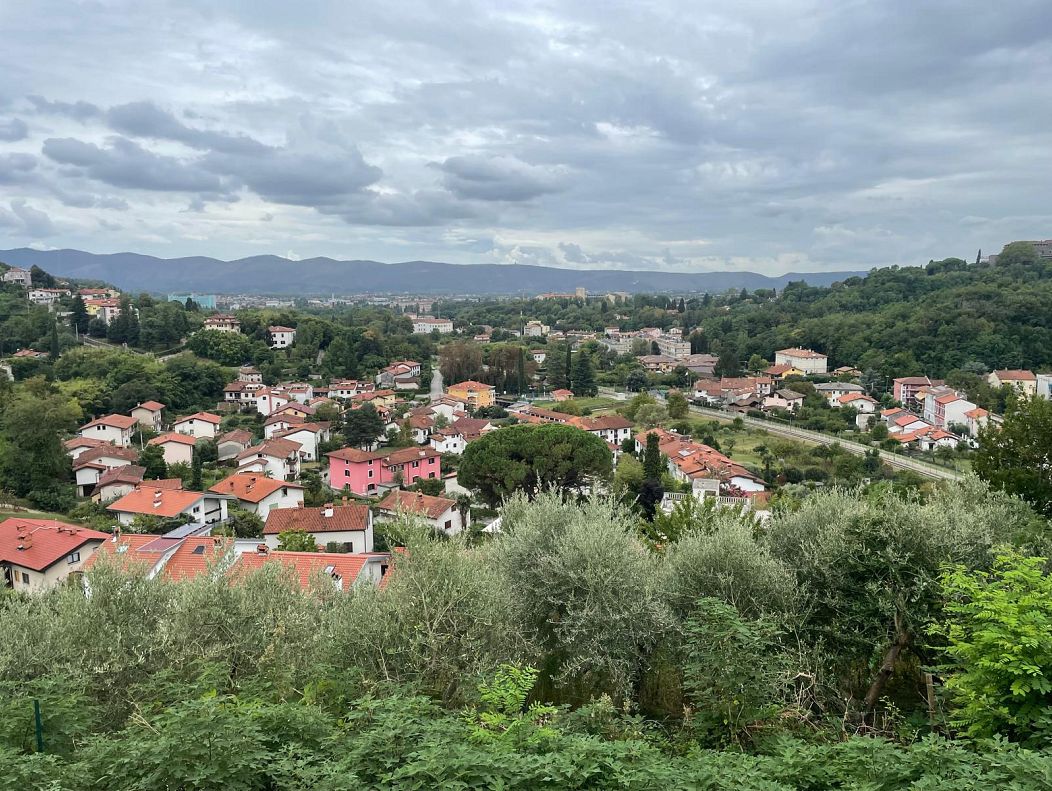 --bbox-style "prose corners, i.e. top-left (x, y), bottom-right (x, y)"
top-left (378, 489), bottom-right (455, 519)
top-left (777, 348), bottom-right (826, 359)
top-left (173, 411), bottom-right (222, 425)
top-left (993, 369), bottom-right (1036, 381)
top-left (264, 503), bottom-right (370, 535)
top-left (72, 445), bottom-right (140, 469)
top-left (269, 325), bottom-right (296, 332)
top-left (0, 518), bottom-right (110, 571)
top-left (135, 401), bottom-right (166, 411)
top-left (217, 429), bottom-right (255, 446)
top-left (448, 380), bottom-right (494, 391)
top-left (106, 486), bottom-right (208, 518)
top-left (148, 432), bottom-right (197, 447)
top-left (209, 473), bottom-right (302, 503)
top-left (95, 464), bottom-right (146, 488)
top-left (81, 414), bottom-right (138, 430)
top-left (237, 438), bottom-right (302, 461)
top-left (238, 550), bottom-right (370, 589)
